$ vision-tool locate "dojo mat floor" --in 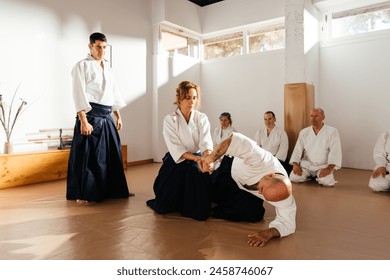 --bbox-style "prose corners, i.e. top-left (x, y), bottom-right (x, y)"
top-left (1, 163), bottom-right (389, 260)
